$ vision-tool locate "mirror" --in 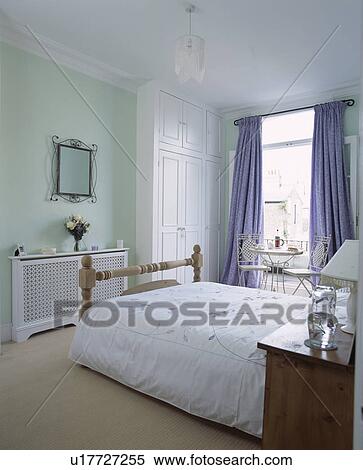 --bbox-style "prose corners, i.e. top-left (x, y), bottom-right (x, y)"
top-left (51, 136), bottom-right (98, 203)
top-left (57, 145), bottom-right (91, 196)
